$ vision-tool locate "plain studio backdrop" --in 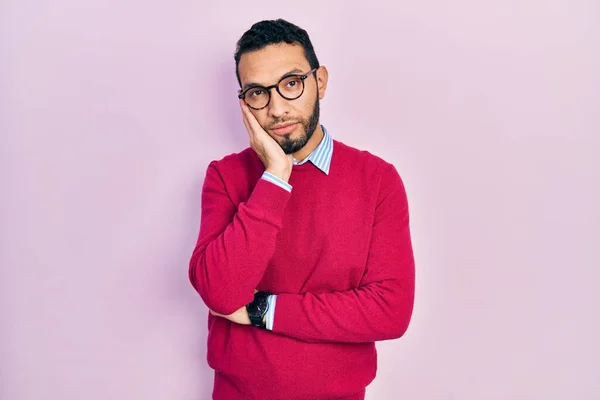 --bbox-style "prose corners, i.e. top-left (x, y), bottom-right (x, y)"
top-left (1, 1), bottom-right (598, 399)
